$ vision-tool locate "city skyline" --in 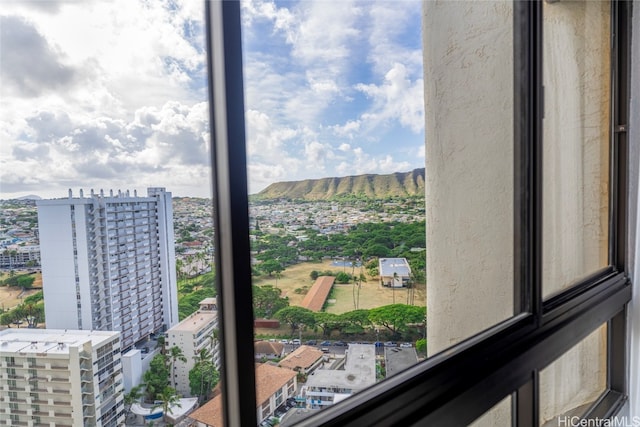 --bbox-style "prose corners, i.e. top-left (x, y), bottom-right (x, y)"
top-left (0, 0), bottom-right (425, 200)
